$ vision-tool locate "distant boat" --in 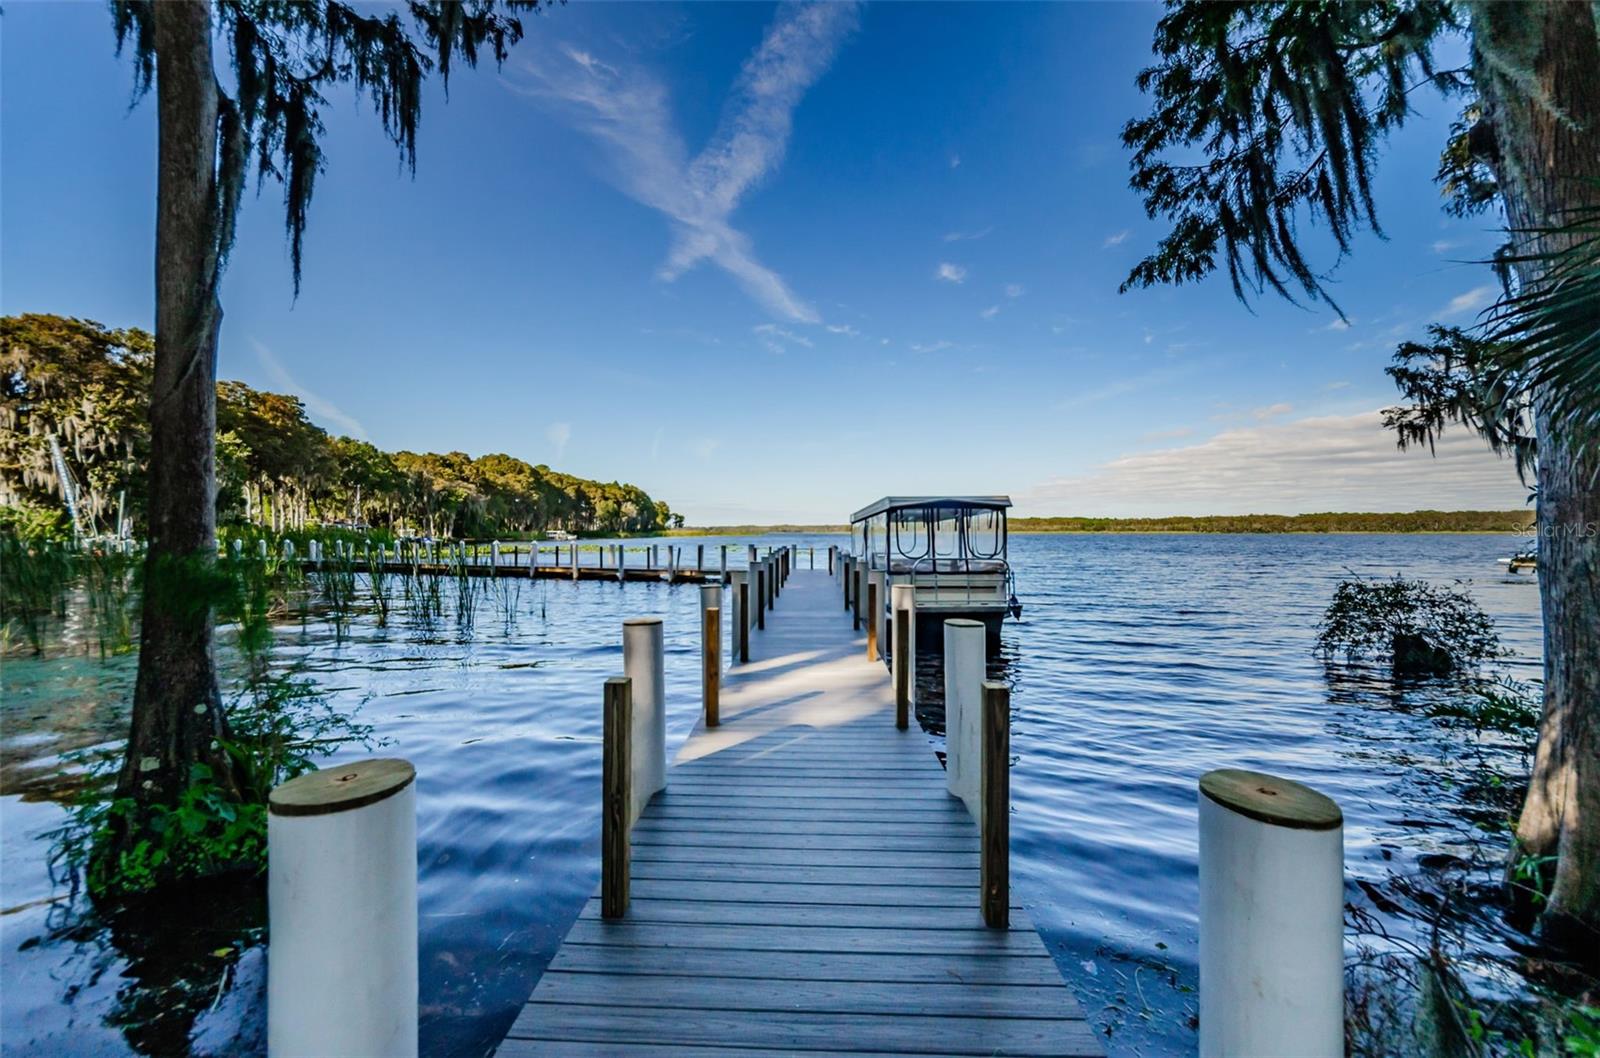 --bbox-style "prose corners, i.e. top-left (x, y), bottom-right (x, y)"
top-left (1498, 545), bottom-right (1537, 573)
top-left (547, 530), bottom-right (578, 542)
